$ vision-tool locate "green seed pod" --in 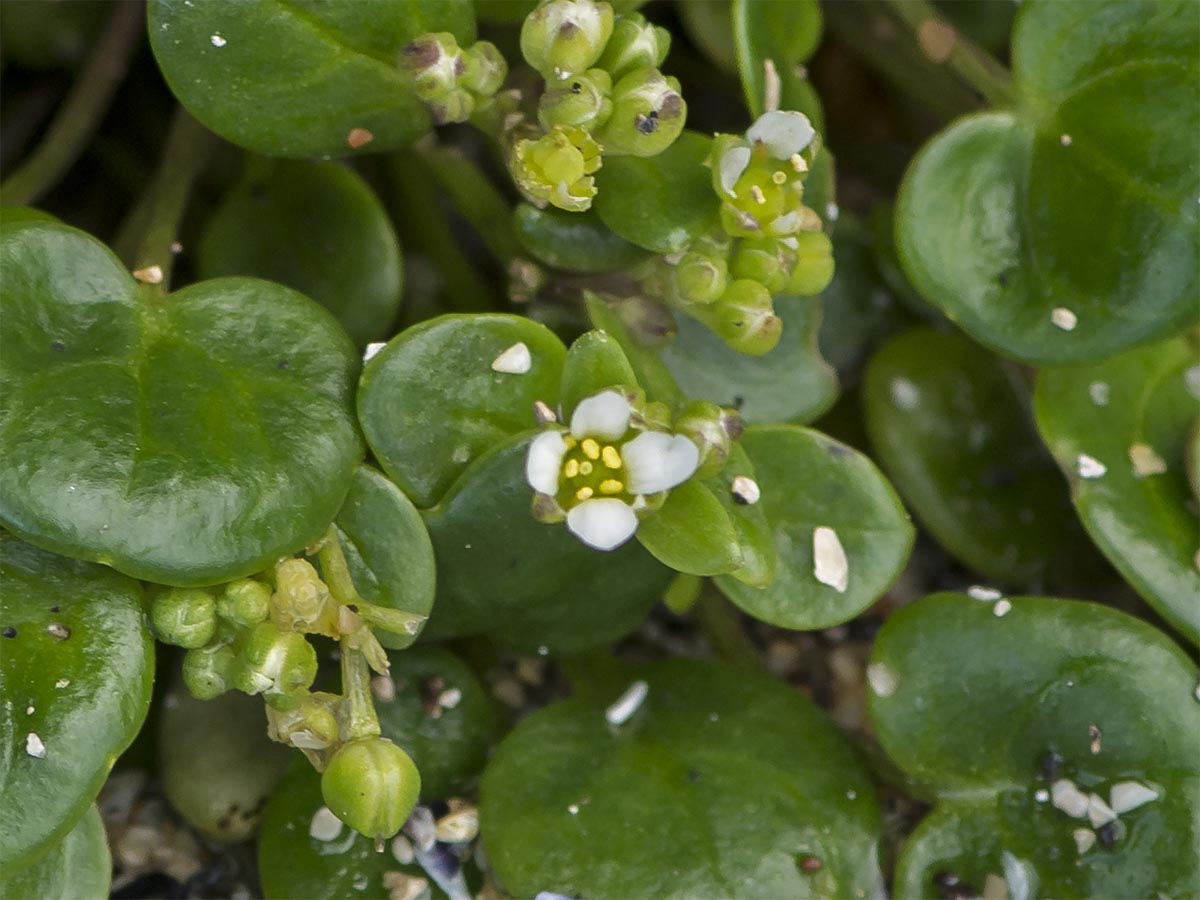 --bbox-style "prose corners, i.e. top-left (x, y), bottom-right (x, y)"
top-left (595, 12), bottom-right (670, 80)
top-left (673, 249), bottom-right (728, 305)
top-left (521, 0), bottom-right (614, 79)
top-left (674, 401), bottom-right (731, 477)
top-left (510, 125), bottom-right (603, 212)
top-left (538, 68), bottom-right (613, 131)
top-left (182, 643), bottom-right (238, 700)
top-left (461, 40), bottom-right (508, 97)
top-left (730, 237), bottom-right (790, 294)
top-left (785, 231), bottom-right (835, 296)
top-left (690, 279), bottom-right (781, 355)
top-left (596, 67), bottom-right (686, 157)
top-left (235, 622), bottom-right (318, 703)
top-left (217, 578), bottom-right (271, 628)
top-left (321, 738), bottom-right (421, 841)
top-left (400, 32), bottom-right (463, 101)
top-left (151, 588), bottom-right (217, 649)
